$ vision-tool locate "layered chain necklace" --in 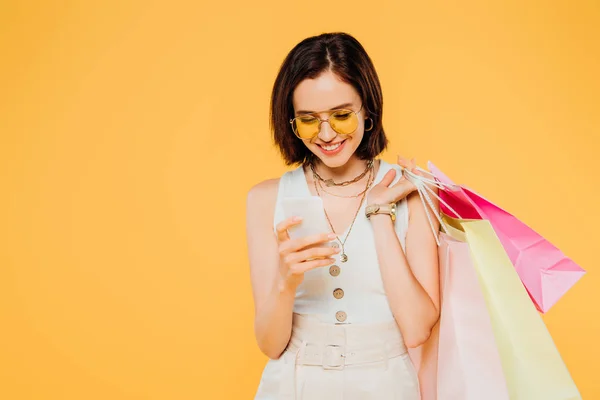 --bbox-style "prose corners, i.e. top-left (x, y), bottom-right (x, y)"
top-left (311, 159), bottom-right (374, 187)
top-left (315, 173), bottom-right (373, 198)
top-left (310, 160), bottom-right (375, 263)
